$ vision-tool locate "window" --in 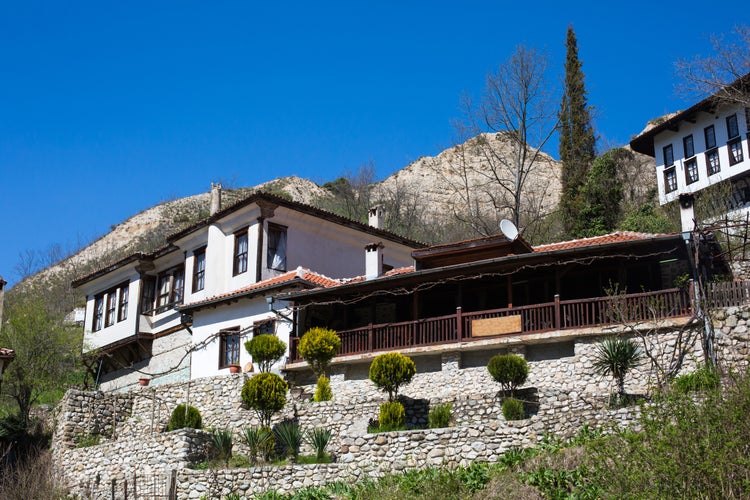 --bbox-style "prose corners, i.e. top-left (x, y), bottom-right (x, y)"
top-left (155, 265), bottom-right (185, 313)
top-left (685, 158), bottom-right (699, 184)
top-left (118, 283), bottom-right (129, 322)
top-left (706, 149), bottom-right (721, 175)
top-left (664, 167), bottom-right (677, 193)
top-left (93, 295), bottom-right (104, 331)
top-left (729, 138), bottom-right (744, 166)
top-left (663, 144), bottom-right (674, 166)
top-left (233, 230), bottom-right (248, 276)
top-left (105, 290), bottom-right (117, 327)
top-left (219, 327), bottom-right (241, 368)
top-left (267, 223), bottom-right (287, 271)
top-left (192, 247), bottom-right (206, 292)
top-left (727, 114), bottom-right (739, 139)
top-left (704, 125), bottom-right (716, 149)
top-left (140, 276), bottom-right (155, 314)
top-left (254, 319), bottom-right (276, 336)
top-left (683, 135), bottom-right (694, 158)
